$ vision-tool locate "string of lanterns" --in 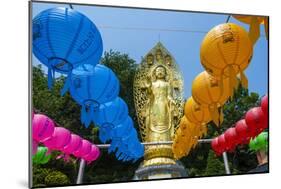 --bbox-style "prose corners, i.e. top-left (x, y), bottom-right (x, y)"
top-left (173, 18), bottom-right (268, 159)
top-left (211, 95), bottom-right (268, 155)
top-left (32, 113), bottom-right (100, 165)
top-left (32, 7), bottom-right (144, 162)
